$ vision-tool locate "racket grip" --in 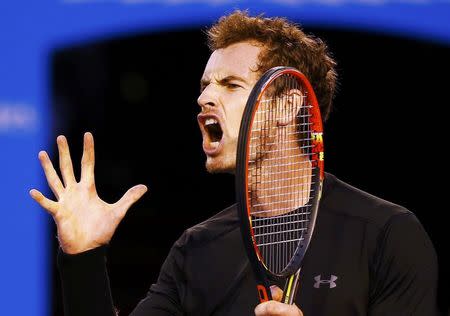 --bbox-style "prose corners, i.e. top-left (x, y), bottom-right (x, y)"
top-left (257, 284), bottom-right (272, 302)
